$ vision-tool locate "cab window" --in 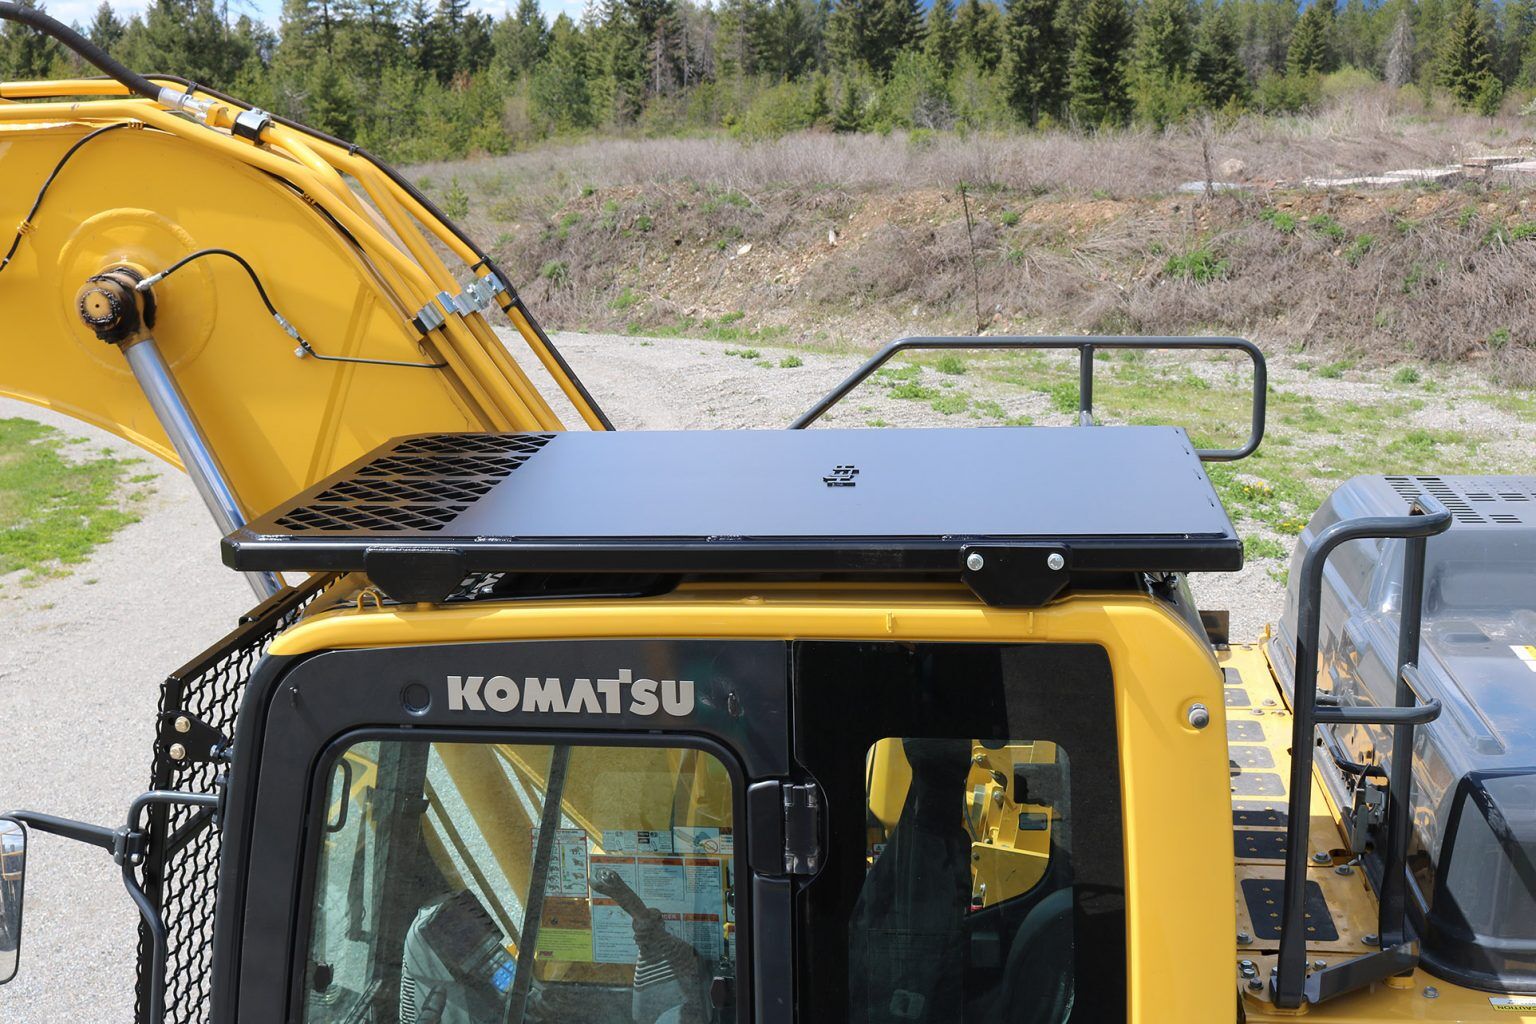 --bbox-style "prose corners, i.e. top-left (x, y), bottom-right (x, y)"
top-left (301, 739), bottom-right (739, 1024)
top-left (796, 641), bottom-right (1125, 1024)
